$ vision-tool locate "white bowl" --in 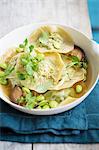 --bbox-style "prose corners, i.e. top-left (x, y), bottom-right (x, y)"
top-left (0, 23), bottom-right (99, 115)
